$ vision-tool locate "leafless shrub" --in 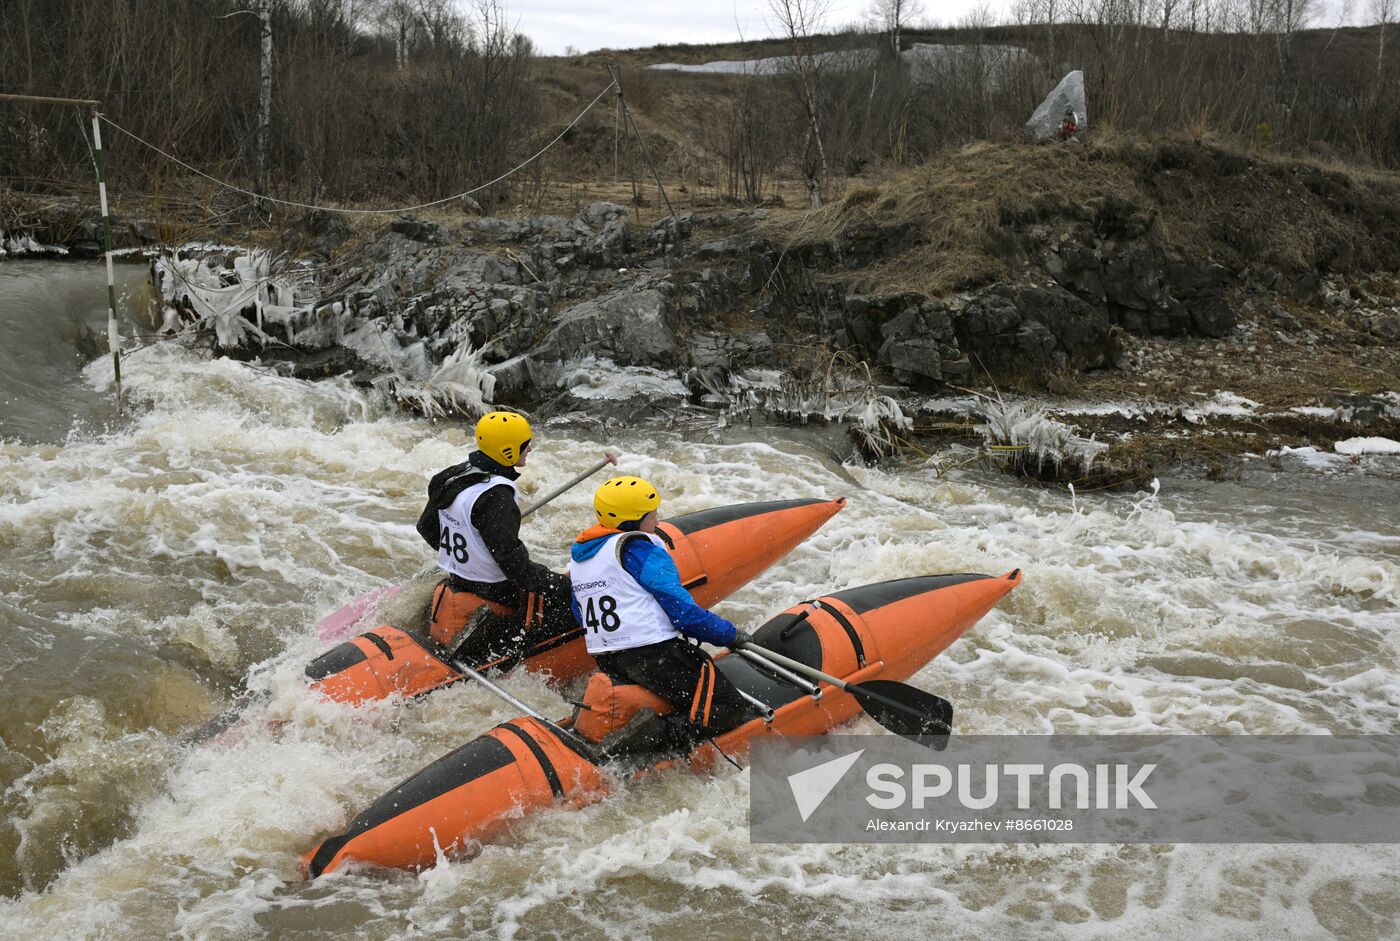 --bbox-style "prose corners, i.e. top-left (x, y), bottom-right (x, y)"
top-left (0, 0), bottom-right (539, 209)
top-left (722, 80), bottom-right (785, 203)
